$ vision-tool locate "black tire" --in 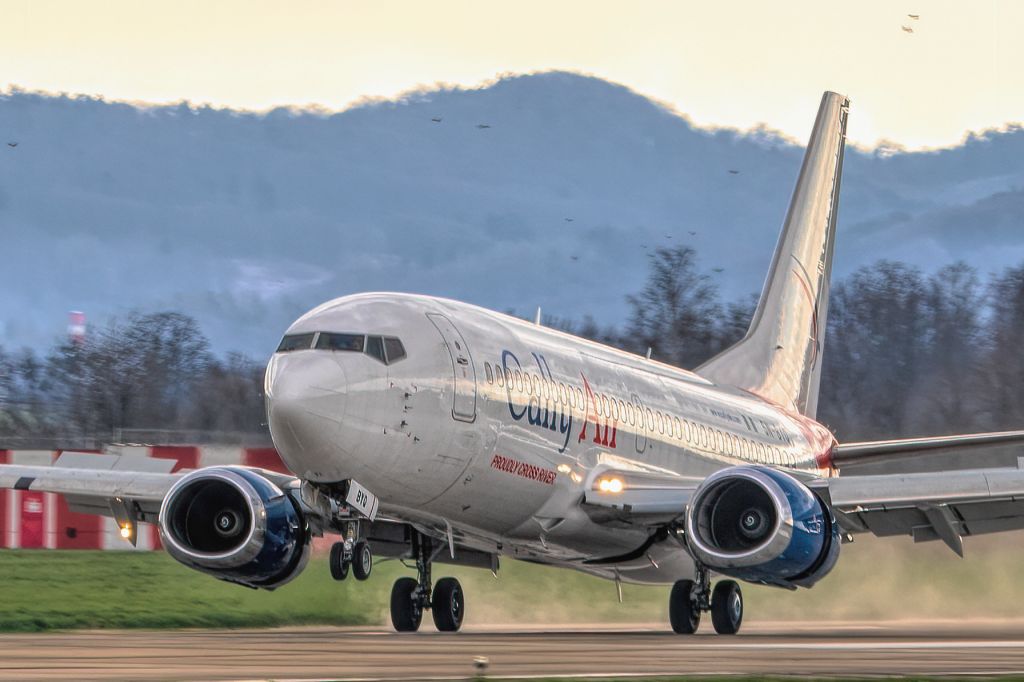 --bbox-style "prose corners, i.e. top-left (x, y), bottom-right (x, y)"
top-left (431, 577), bottom-right (465, 632)
top-left (329, 542), bottom-right (349, 581)
top-left (669, 579), bottom-right (700, 634)
top-left (710, 580), bottom-right (743, 635)
top-left (352, 541), bottom-right (373, 581)
top-left (390, 577), bottom-right (422, 632)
